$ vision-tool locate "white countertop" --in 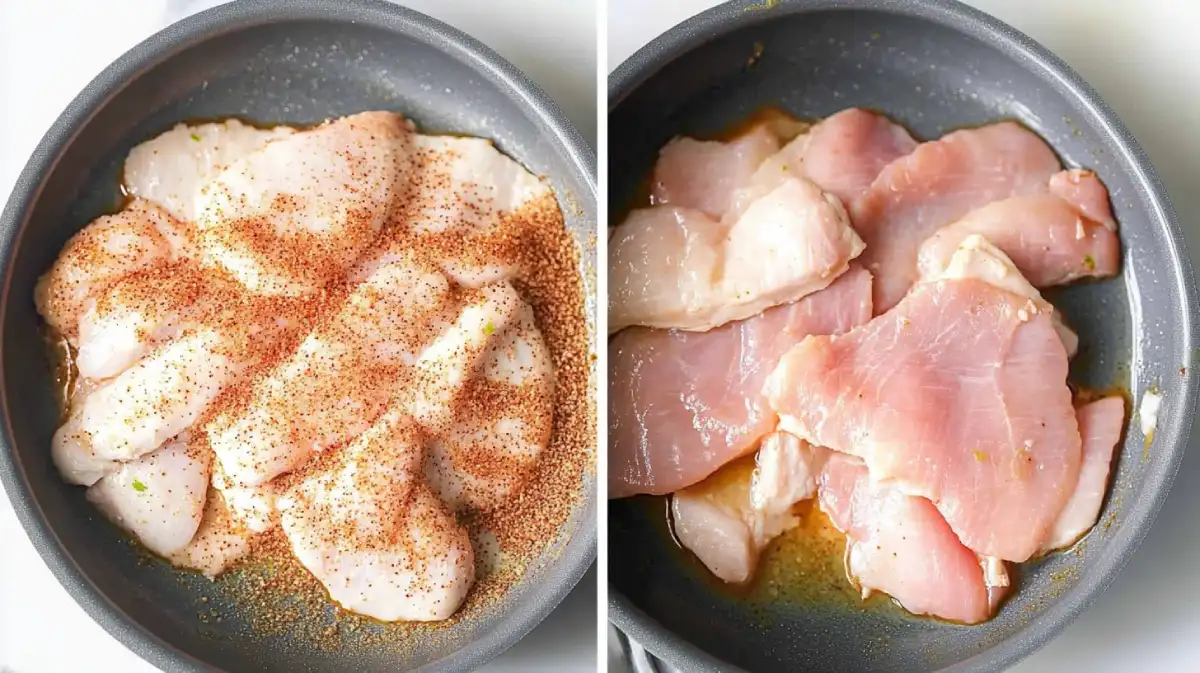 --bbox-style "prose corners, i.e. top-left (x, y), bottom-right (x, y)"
top-left (608, 0), bottom-right (1200, 671)
top-left (0, 1), bottom-right (596, 671)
